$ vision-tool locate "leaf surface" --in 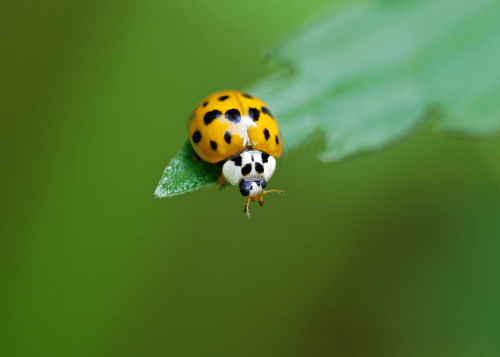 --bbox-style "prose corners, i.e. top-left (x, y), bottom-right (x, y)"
top-left (154, 141), bottom-right (221, 198)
